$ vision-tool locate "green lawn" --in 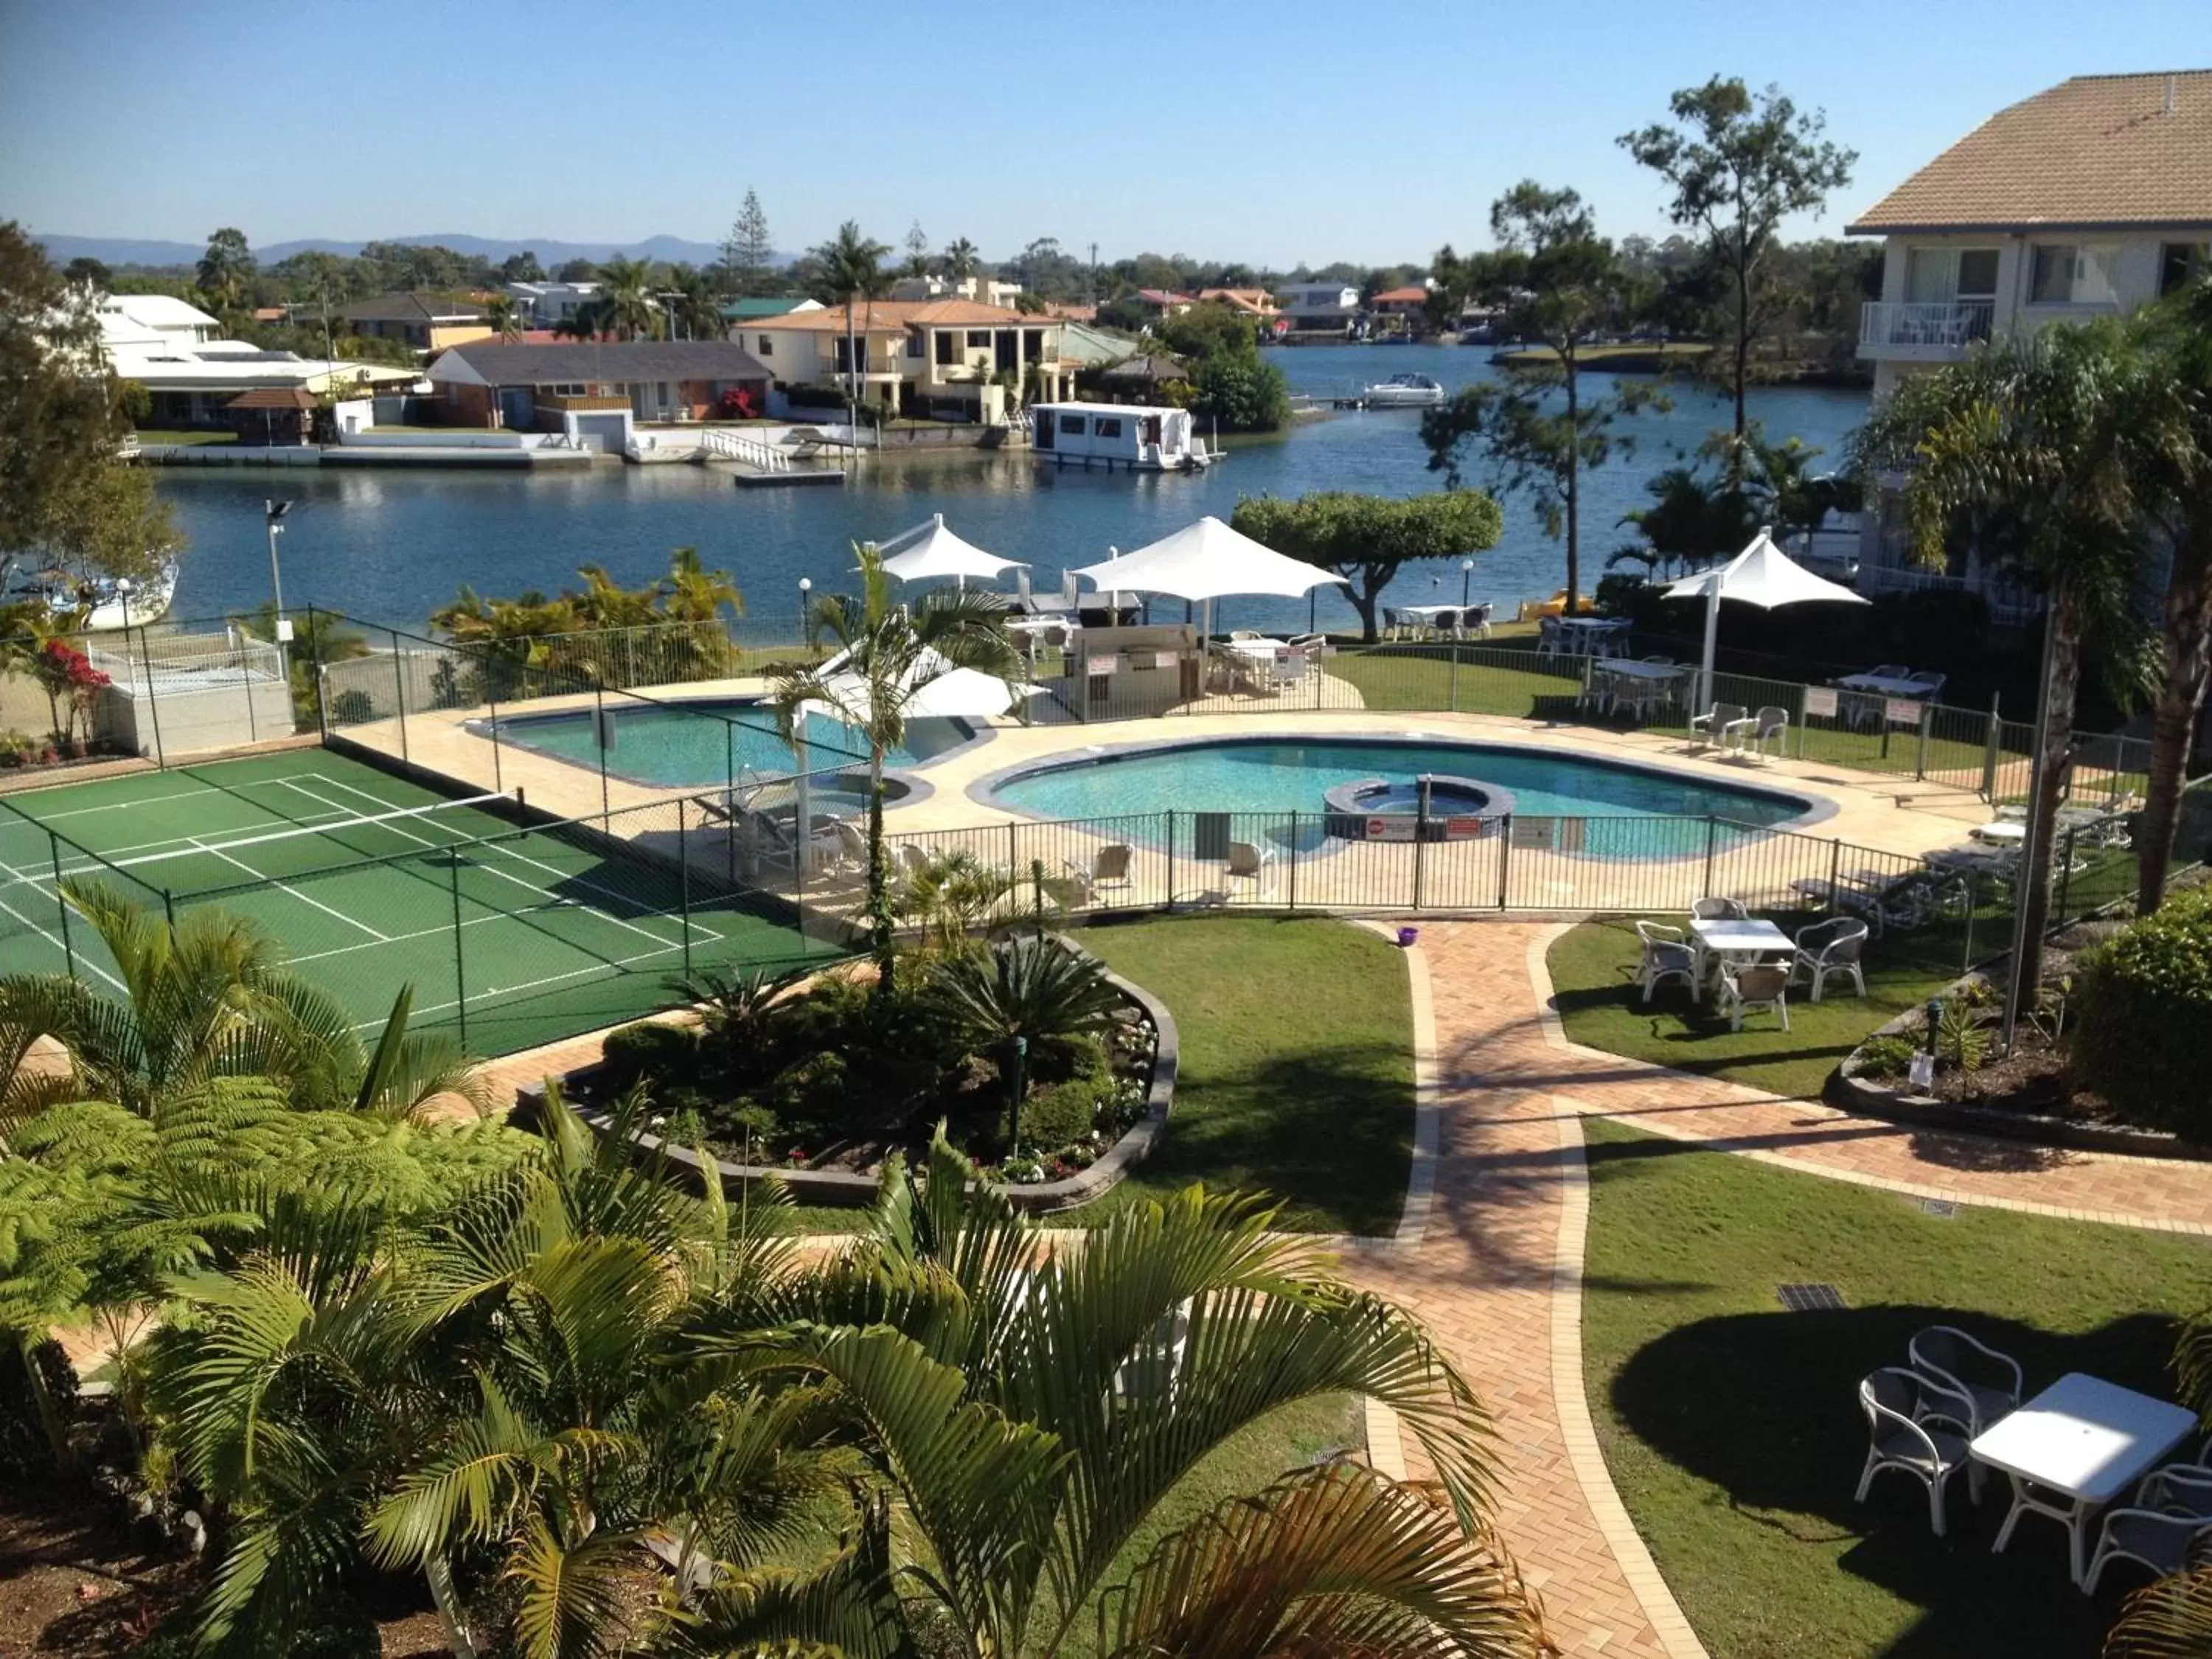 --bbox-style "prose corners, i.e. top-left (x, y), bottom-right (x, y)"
top-left (1547, 917), bottom-right (1953, 1101)
top-left (1074, 914), bottom-right (1416, 1235)
top-left (131, 428), bottom-right (237, 445)
top-left (1579, 1116), bottom-right (2212, 1658)
top-left (1330, 644), bottom-right (1585, 717)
